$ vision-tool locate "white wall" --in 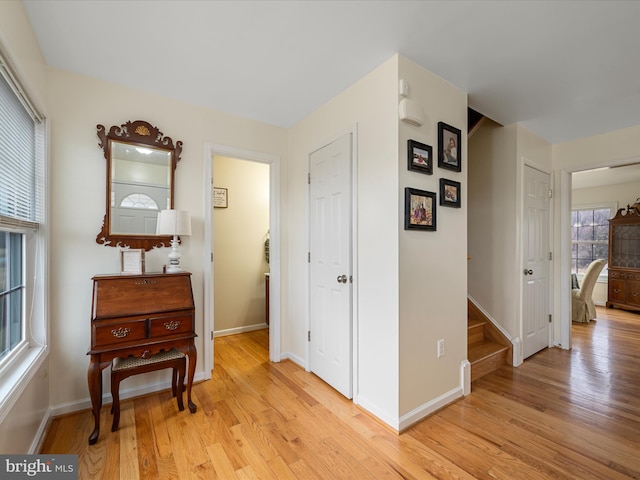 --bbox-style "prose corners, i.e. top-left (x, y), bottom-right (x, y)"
top-left (288, 55), bottom-right (400, 424)
top-left (45, 67), bottom-right (288, 413)
top-left (213, 157), bottom-right (270, 333)
top-left (468, 122), bottom-right (519, 336)
top-left (0, 1), bottom-right (50, 453)
top-left (468, 122), bottom-right (552, 353)
top-left (397, 56), bottom-right (468, 419)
